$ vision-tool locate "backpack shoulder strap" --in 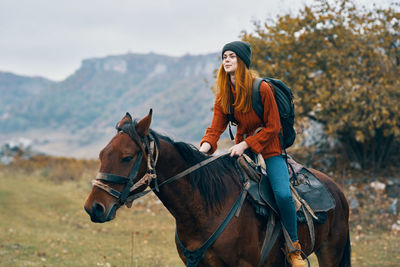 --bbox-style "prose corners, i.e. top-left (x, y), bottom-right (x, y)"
top-left (251, 77), bottom-right (266, 122)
